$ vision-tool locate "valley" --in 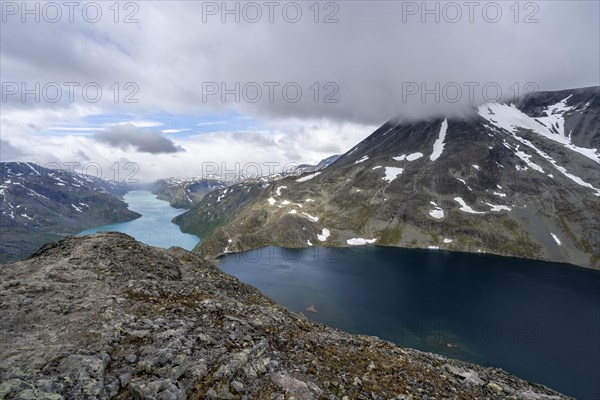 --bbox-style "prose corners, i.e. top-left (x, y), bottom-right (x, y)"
top-left (3, 4), bottom-right (598, 399)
